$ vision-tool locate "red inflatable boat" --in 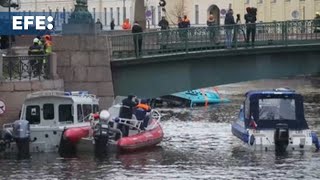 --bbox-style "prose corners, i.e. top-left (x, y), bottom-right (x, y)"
top-left (63, 126), bottom-right (91, 144)
top-left (117, 120), bottom-right (164, 151)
